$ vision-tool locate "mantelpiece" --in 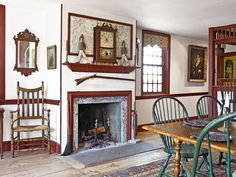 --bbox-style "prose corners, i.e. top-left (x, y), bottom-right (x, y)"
top-left (62, 61), bottom-right (136, 73)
